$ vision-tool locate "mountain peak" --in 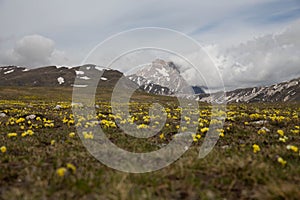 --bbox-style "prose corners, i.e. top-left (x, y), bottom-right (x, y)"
top-left (152, 59), bottom-right (180, 73)
top-left (128, 59), bottom-right (205, 97)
